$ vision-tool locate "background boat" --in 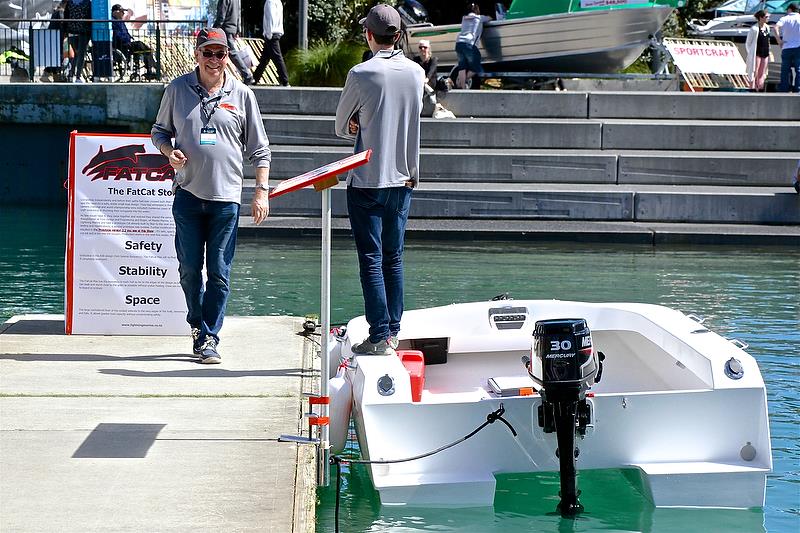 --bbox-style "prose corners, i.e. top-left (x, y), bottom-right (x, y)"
top-left (403, 1), bottom-right (676, 73)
